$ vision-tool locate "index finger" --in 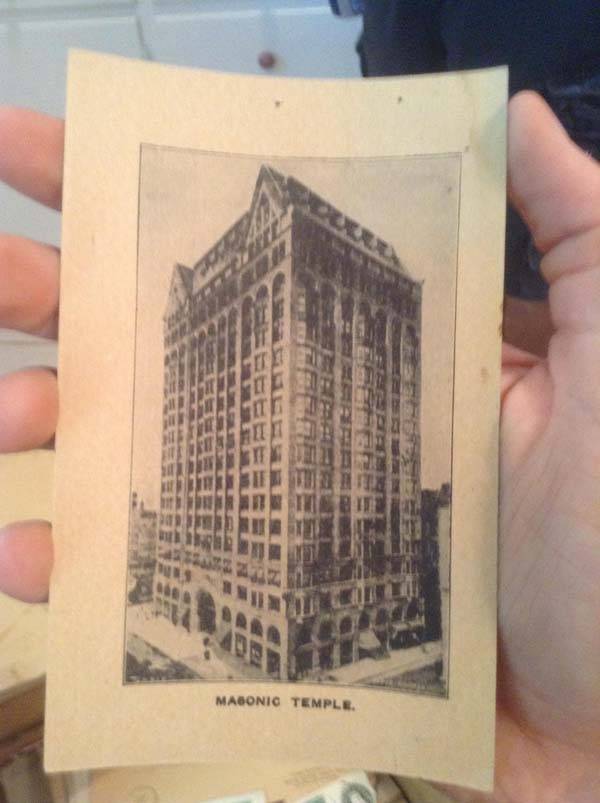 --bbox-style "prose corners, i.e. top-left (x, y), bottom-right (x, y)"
top-left (0, 107), bottom-right (64, 210)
